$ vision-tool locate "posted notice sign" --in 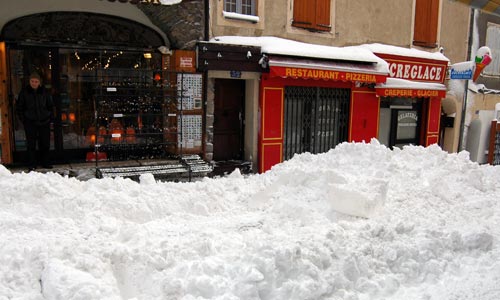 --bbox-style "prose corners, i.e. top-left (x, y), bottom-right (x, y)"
top-left (449, 61), bottom-right (474, 80)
